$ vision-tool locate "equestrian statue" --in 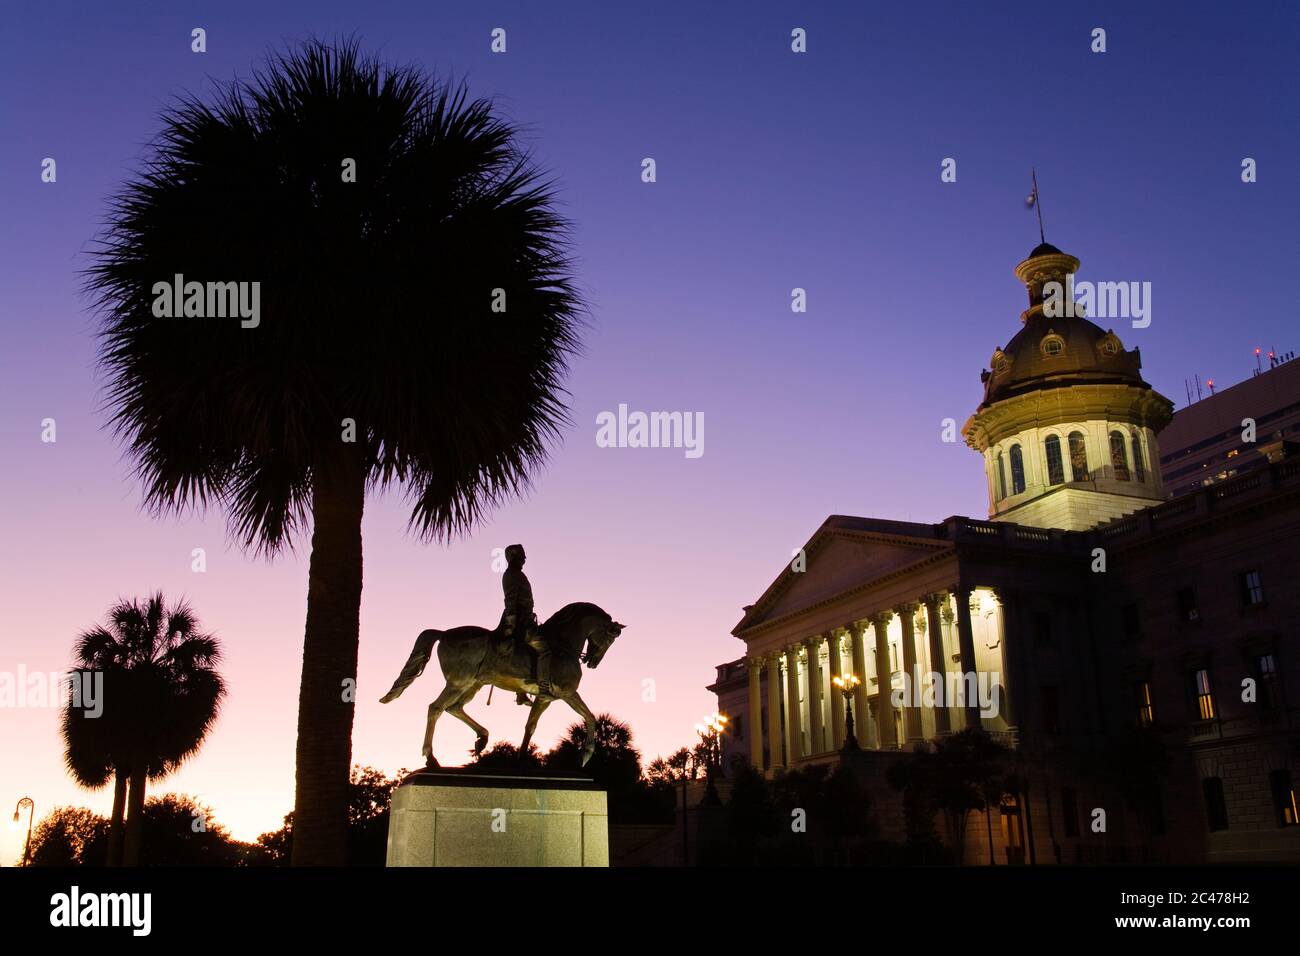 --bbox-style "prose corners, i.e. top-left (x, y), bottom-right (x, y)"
top-left (379, 544), bottom-right (624, 767)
